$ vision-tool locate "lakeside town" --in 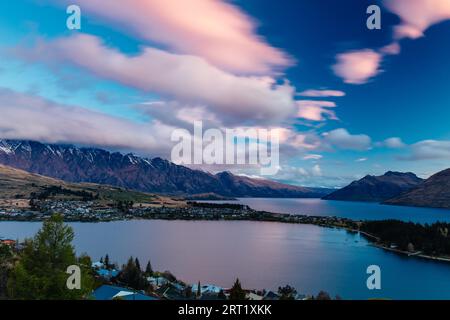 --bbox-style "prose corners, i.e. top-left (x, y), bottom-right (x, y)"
top-left (0, 197), bottom-right (358, 227)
